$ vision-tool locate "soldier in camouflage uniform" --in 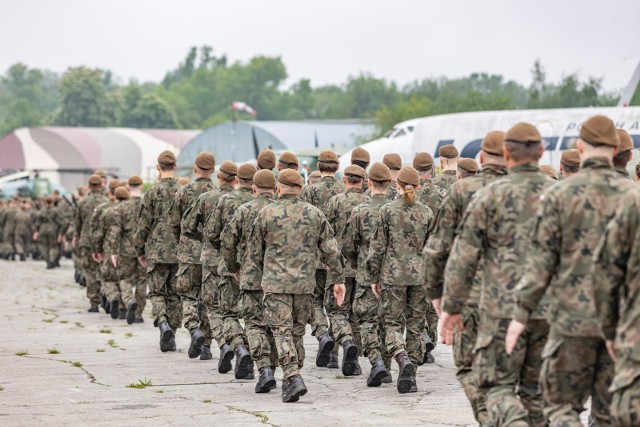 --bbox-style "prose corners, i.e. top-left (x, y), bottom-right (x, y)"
top-left (593, 190), bottom-right (640, 427)
top-left (423, 130), bottom-right (508, 426)
top-left (206, 163), bottom-right (257, 379)
top-left (301, 150), bottom-right (344, 368)
top-left (507, 115), bottom-right (635, 426)
top-left (14, 200), bottom-right (33, 261)
top-left (256, 148), bottom-right (276, 172)
top-left (33, 196), bottom-right (64, 269)
top-left (171, 152), bottom-right (216, 359)
top-left (73, 175), bottom-right (107, 311)
top-left (133, 150), bottom-right (181, 352)
top-left (350, 147), bottom-right (370, 193)
top-left (559, 149), bottom-right (580, 178)
top-left (323, 164), bottom-right (369, 377)
top-left (613, 129), bottom-right (633, 179)
top-left (308, 170), bottom-right (321, 186)
top-left (366, 166), bottom-right (433, 394)
top-left (246, 169), bottom-right (344, 403)
top-left (1, 200), bottom-right (18, 260)
top-left (380, 153), bottom-right (401, 200)
top-left (440, 123), bottom-right (553, 427)
top-left (183, 160), bottom-right (237, 369)
top-left (343, 162), bottom-right (393, 387)
top-left (432, 144), bottom-right (459, 191)
top-left (221, 170), bottom-right (279, 393)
